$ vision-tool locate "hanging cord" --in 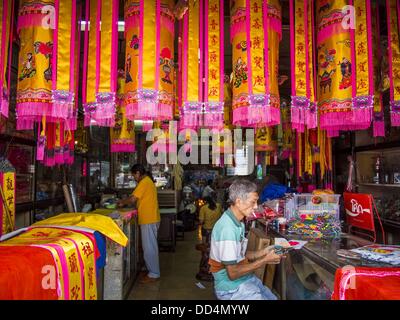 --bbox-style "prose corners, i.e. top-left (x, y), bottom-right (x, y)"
top-left (371, 196), bottom-right (386, 245)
